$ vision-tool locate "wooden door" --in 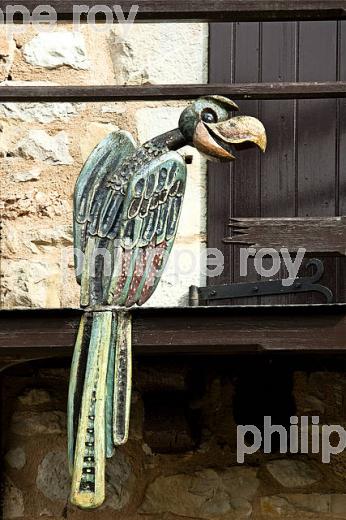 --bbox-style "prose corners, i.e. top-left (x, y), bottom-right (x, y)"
top-left (208, 21), bottom-right (346, 304)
